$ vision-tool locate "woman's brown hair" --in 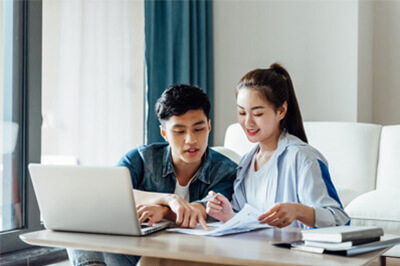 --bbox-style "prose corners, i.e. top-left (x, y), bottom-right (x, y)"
top-left (237, 63), bottom-right (308, 143)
